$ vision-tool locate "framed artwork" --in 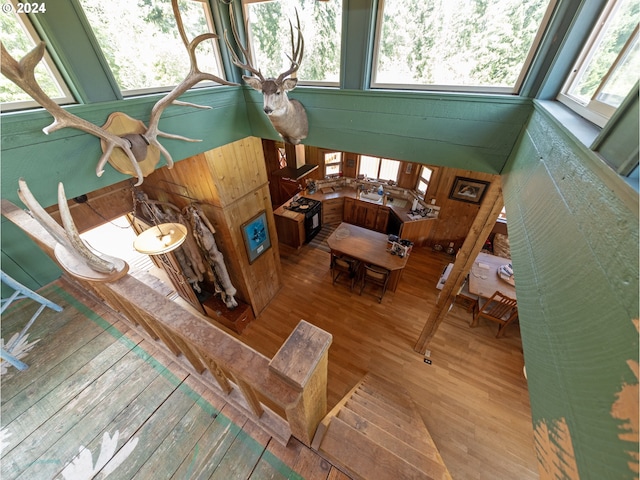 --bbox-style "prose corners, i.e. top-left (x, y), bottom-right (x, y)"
top-left (449, 177), bottom-right (490, 204)
top-left (241, 211), bottom-right (271, 264)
